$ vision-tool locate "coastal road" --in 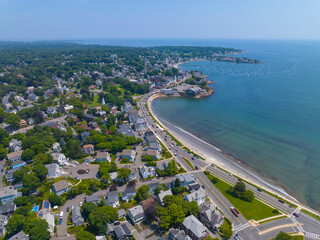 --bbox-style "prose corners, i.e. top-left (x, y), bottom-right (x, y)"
top-left (138, 92), bottom-right (320, 239)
